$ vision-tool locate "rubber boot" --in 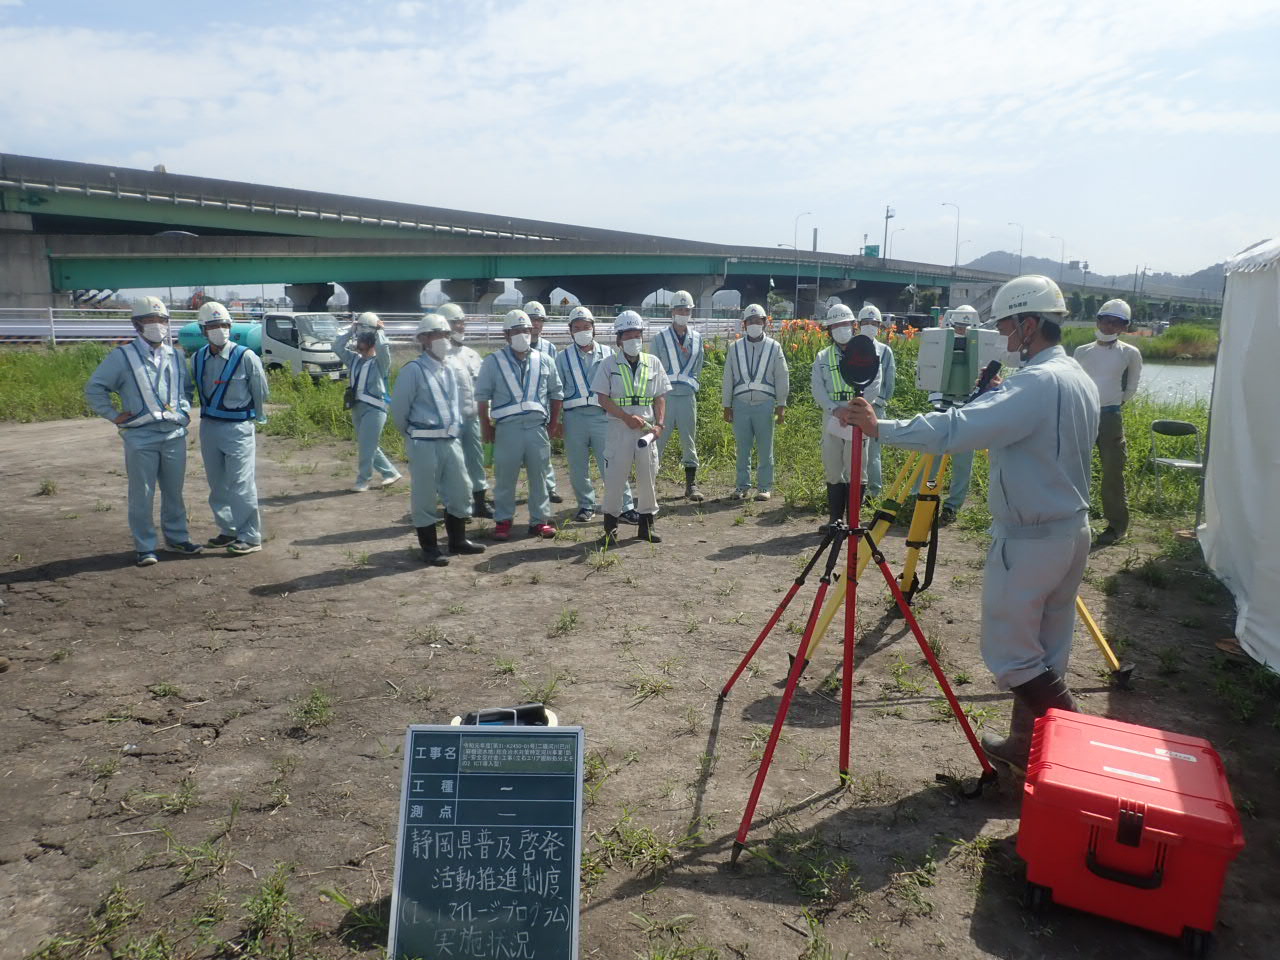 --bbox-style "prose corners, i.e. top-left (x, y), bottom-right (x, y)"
top-left (982, 668), bottom-right (1078, 773)
top-left (599, 514), bottom-right (619, 547)
top-left (684, 466), bottom-right (704, 503)
top-left (472, 490), bottom-right (494, 519)
top-left (416, 525), bottom-right (449, 567)
top-left (445, 515), bottom-right (485, 555)
top-left (820, 483), bottom-right (847, 534)
top-left (637, 513), bottom-right (662, 543)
